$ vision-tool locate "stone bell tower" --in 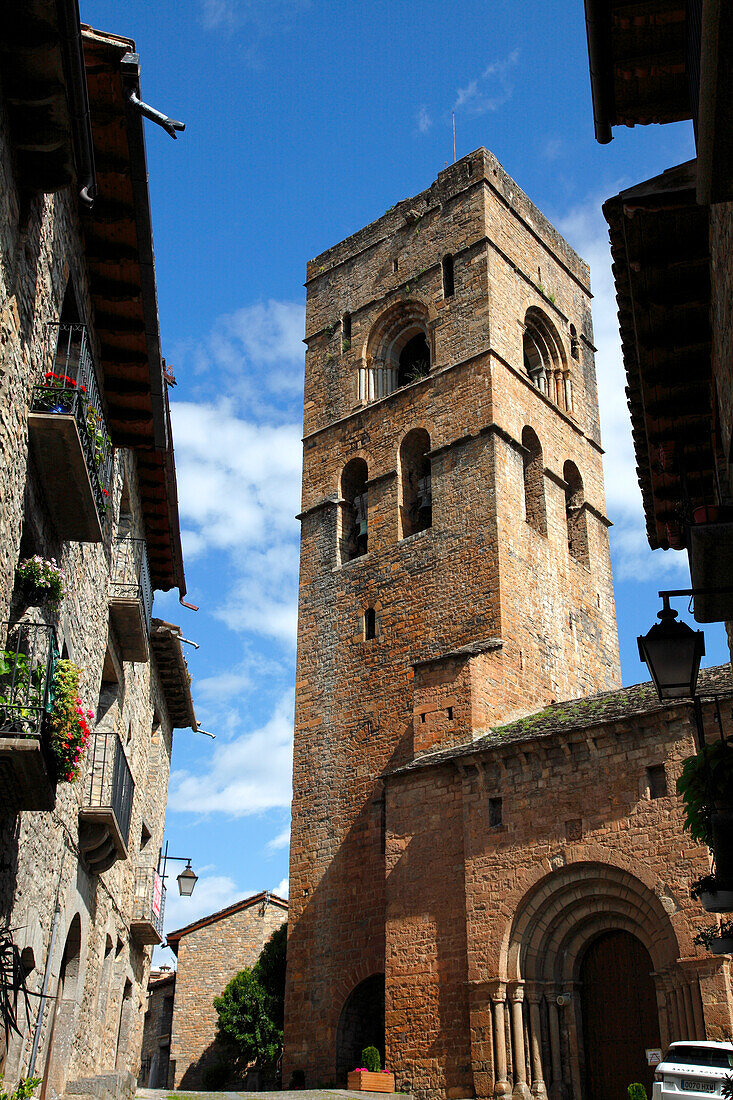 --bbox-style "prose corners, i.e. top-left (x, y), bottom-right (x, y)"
top-left (284, 149), bottom-right (620, 1084)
